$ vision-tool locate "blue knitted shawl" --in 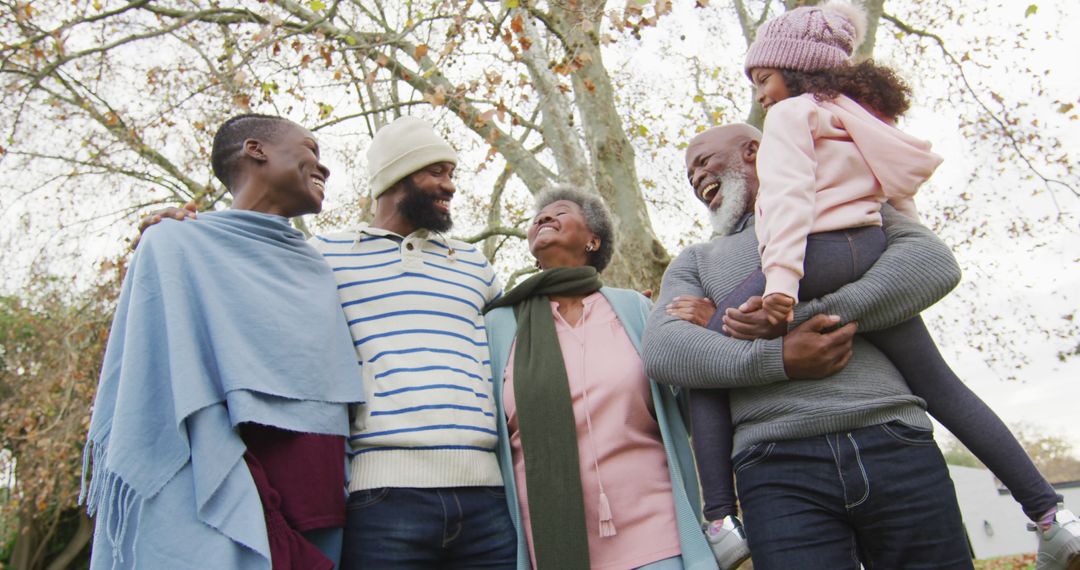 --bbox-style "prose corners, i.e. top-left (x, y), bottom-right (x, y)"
top-left (81, 210), bottom-right (364, 568)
